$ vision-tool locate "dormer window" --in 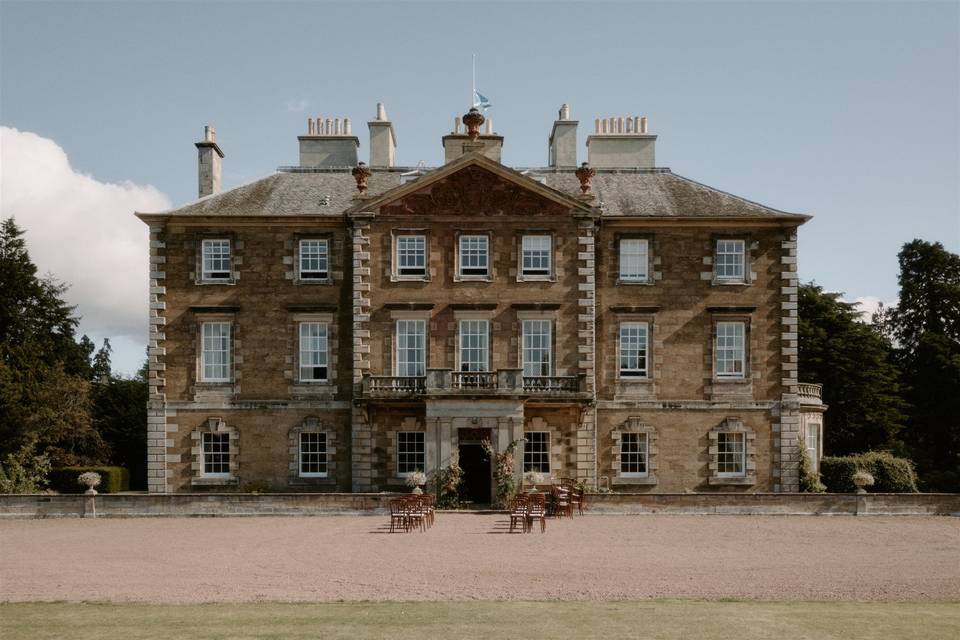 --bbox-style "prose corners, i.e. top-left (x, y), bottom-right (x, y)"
top-left (299, 239), bottom-right (329, 280)
top-left (396, 234), bottom-right (427, 278)
top-left (201, 239), bottom-right (231, 281)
